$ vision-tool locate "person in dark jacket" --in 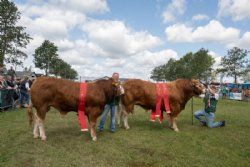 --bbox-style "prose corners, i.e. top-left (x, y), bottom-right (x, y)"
top-left (20, 76), bottom-right (30, 107)
top-left (98, 73), bottom-right (120, 132)
top-left (194, 85), bottom-right (225, 128)
top-left (3, 75), bottom-right (15, 89)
